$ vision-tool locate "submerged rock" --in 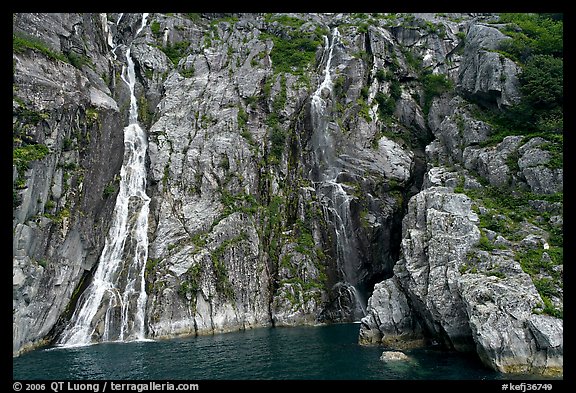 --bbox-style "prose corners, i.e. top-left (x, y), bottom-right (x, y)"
top-left (380, 350), bottom-right (410, 362)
